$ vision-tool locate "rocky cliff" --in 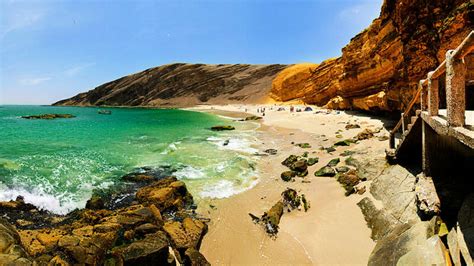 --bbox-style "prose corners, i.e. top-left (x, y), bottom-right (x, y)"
top-left (271, 0), bottom-right (473, 111)
top-left (54, 63), bottom-right (286, 107)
